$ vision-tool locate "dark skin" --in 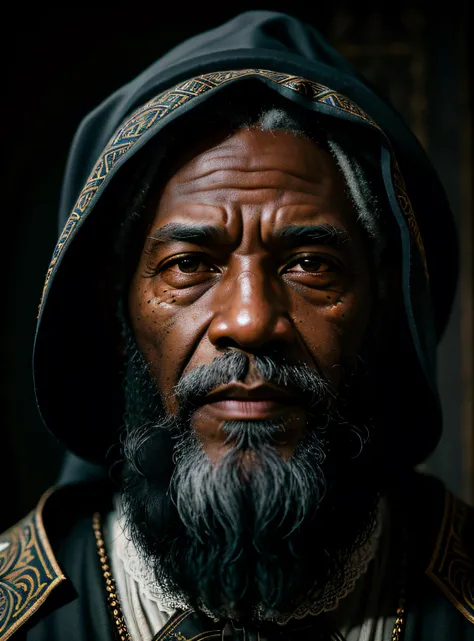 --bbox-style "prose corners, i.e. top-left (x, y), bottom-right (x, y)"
top-left (129, 128), bottom-right (373, 461)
